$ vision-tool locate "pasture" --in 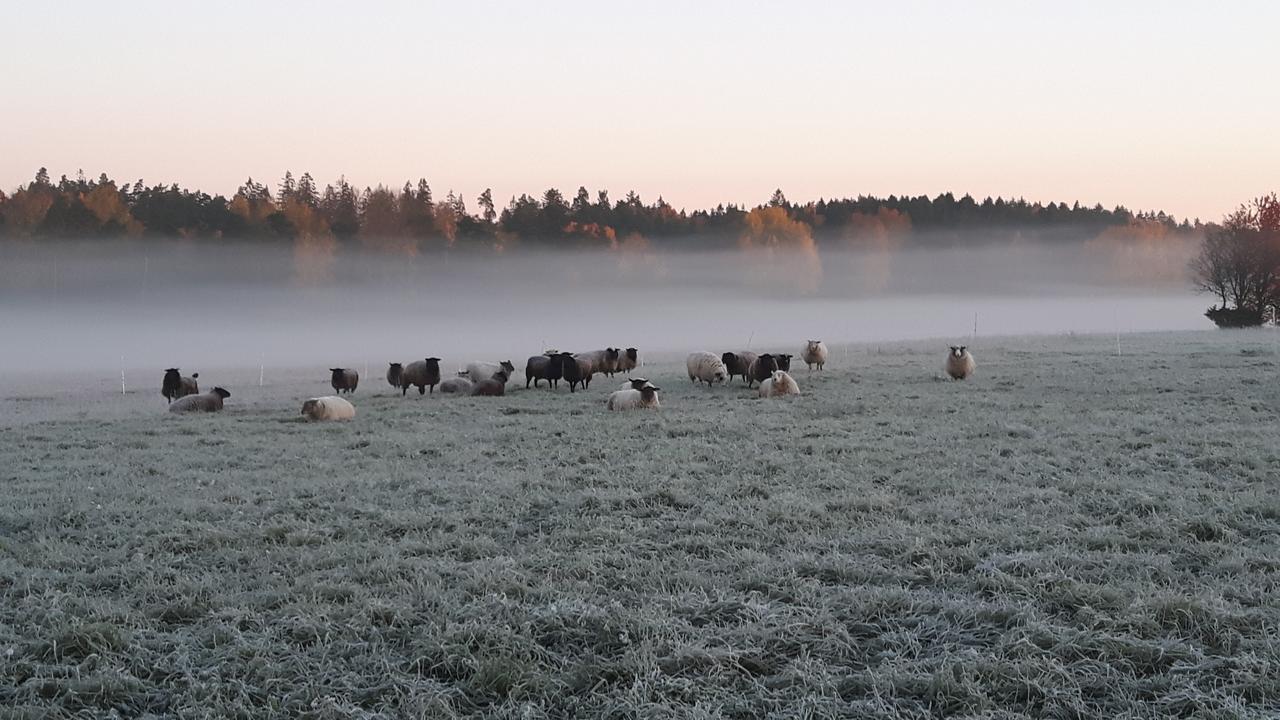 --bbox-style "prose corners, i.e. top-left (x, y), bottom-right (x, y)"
top-left (2, 331), bottom-right (1278, 718)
